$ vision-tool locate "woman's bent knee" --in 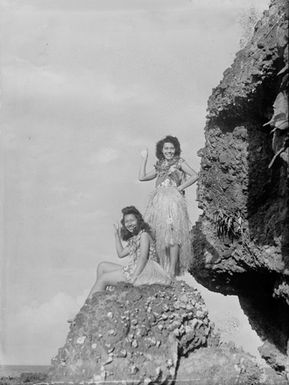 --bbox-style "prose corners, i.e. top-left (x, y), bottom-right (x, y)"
top-left (97, 261), bottom-right (107, 276)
